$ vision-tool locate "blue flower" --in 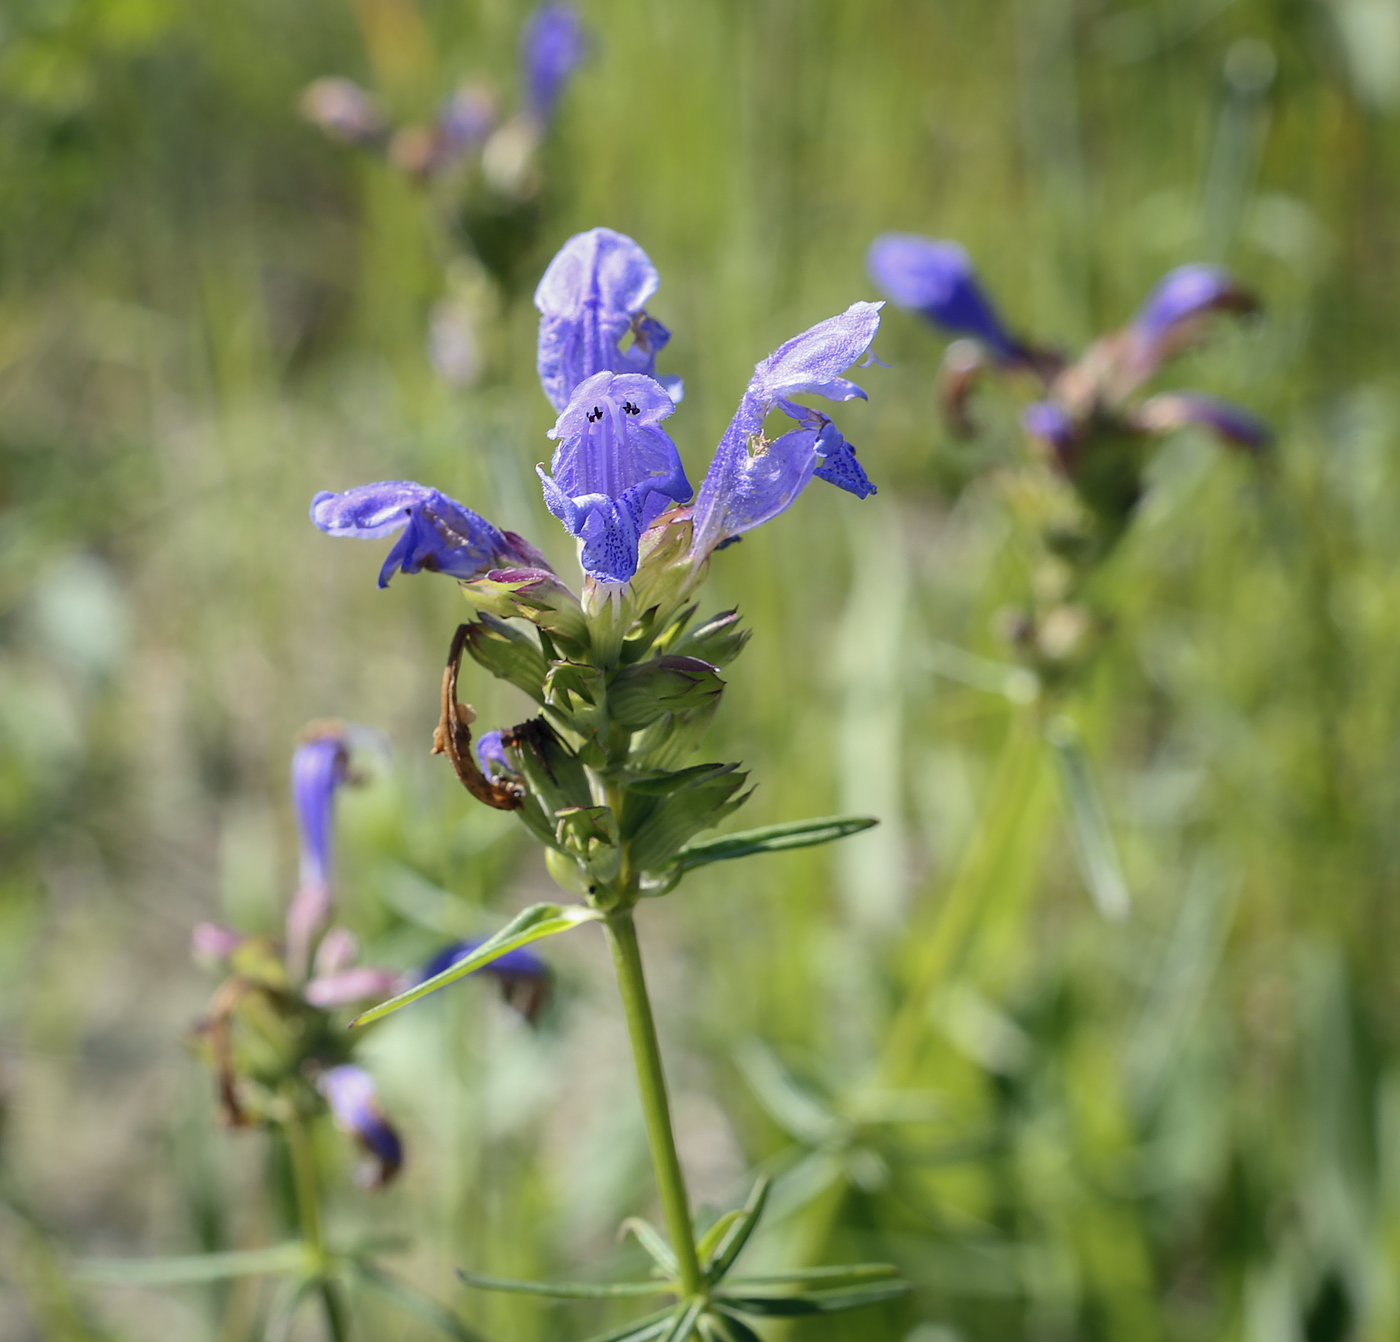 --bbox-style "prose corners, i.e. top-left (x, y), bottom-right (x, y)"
top-left (417, 938), bottom-right (551, 1023)
top-left (520, 2), bottom-right (587, 126)
top-left (1119, 264), bottom-right (1258, 390)
top-left (539, 371), bottom-right (692, 584)
top-left (476, 730), bottom-right (518, 781)
top-left (316, 1065), bottom-right (403, 1186)
top-left (1133, 391), bottom-right (1272, 451)
top-left (867, 234), bottom-right (1023, 362)
top-left (690, 302), bottom-right (882, 558)
top-left (285, 725), bottom-right (351, 977)
top-left (535, 228), bottom-right (682, 413)
top-left (311, 481), bottom-right (538, 589)
top-left (1022, 400), bottom-right (1081, 463)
